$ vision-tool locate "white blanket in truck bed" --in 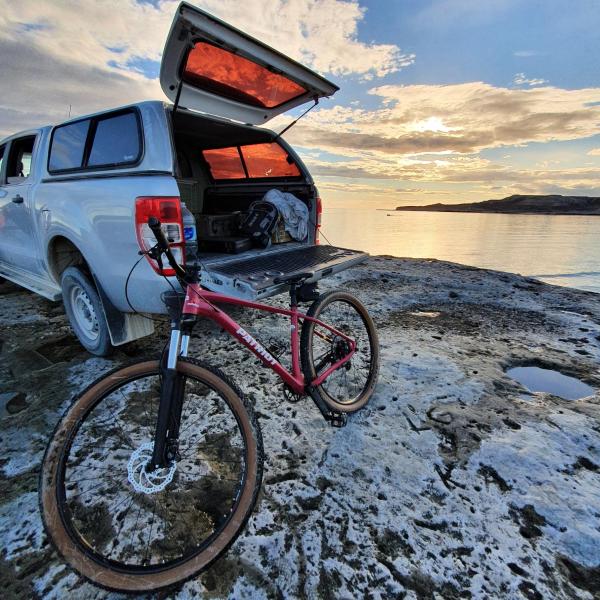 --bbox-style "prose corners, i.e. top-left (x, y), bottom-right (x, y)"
top-left (263, 188), bottom-right (309, 241)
